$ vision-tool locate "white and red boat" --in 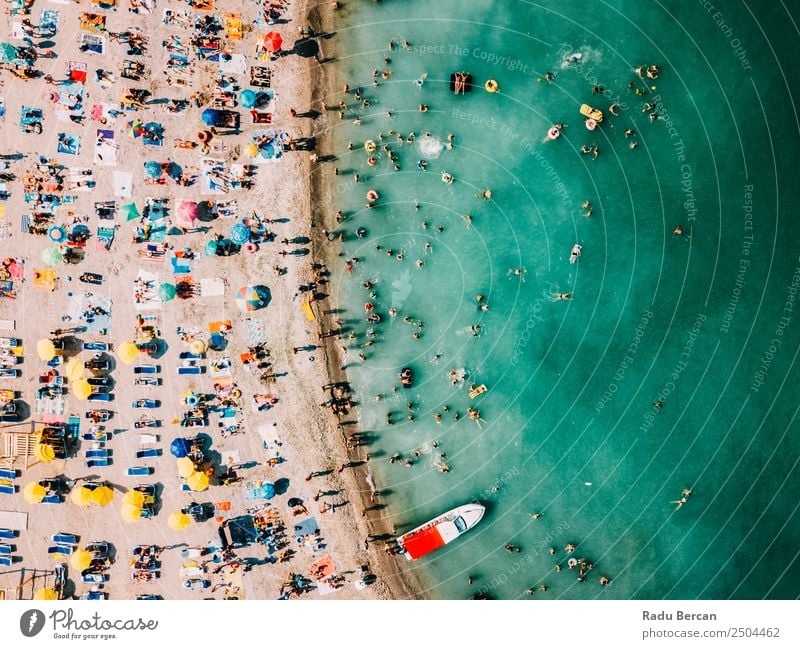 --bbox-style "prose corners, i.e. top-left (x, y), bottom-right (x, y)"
top-left (397, 503), bottom-right (486, 560)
